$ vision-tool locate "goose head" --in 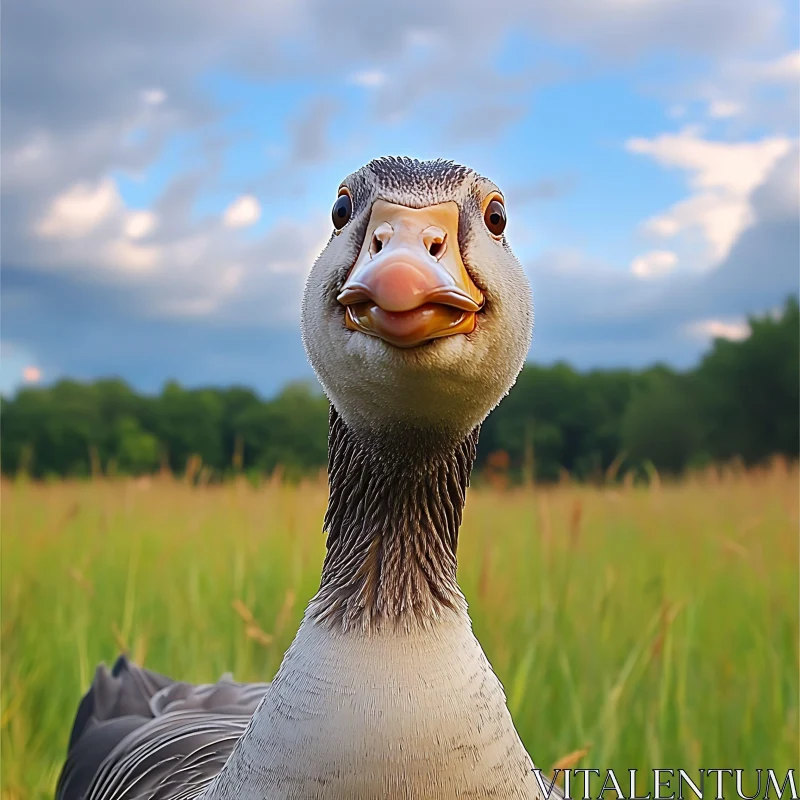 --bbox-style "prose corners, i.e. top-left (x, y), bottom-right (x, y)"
top-left (301, 157), bottom-right (533, 438)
